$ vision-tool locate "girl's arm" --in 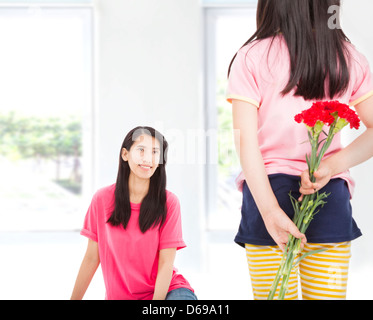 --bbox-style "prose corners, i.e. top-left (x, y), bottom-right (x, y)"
top-left (232, 99), bottom-right (306, 251)
top-left (70, 239), bottom-right (100, 300)
top-left (153, 248), bottom-right (176, 300)
top-left (300, 96), bottom-right (373, 195)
